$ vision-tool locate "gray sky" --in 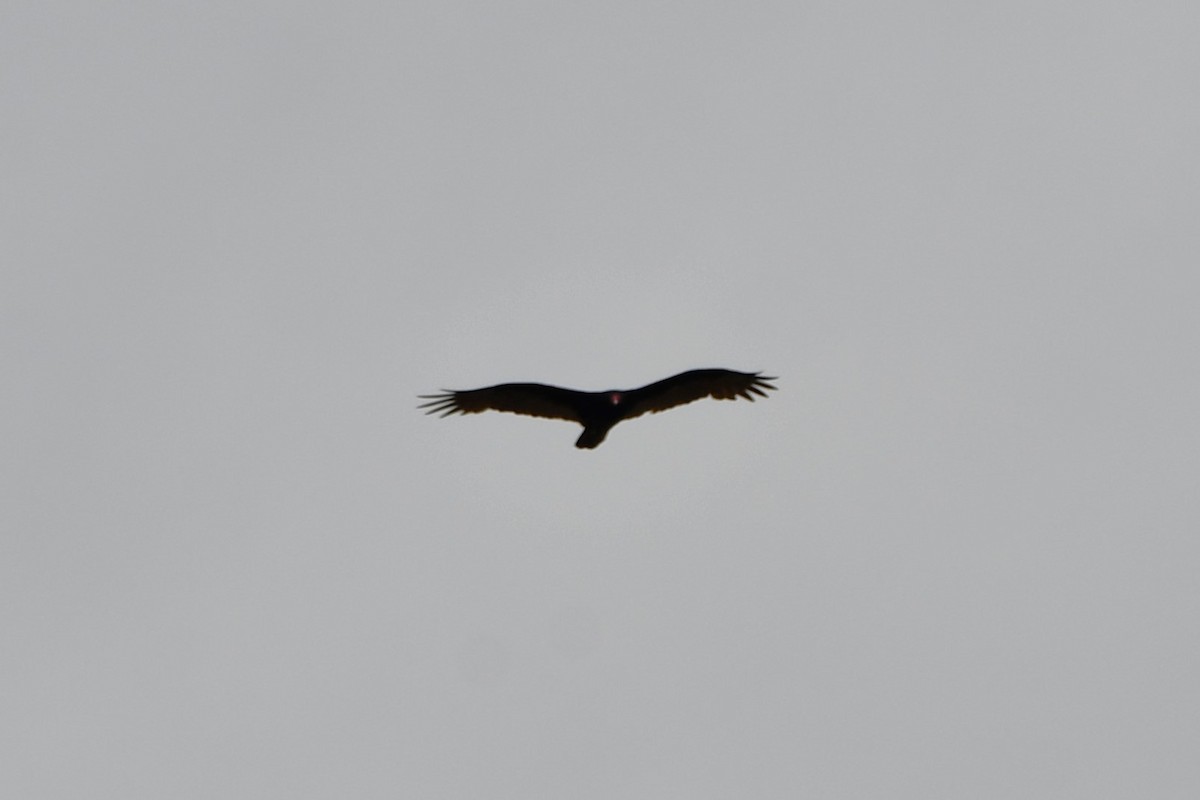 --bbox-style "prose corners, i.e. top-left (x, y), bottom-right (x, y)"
top-left (4, 2), bottom-right (1199, 797)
